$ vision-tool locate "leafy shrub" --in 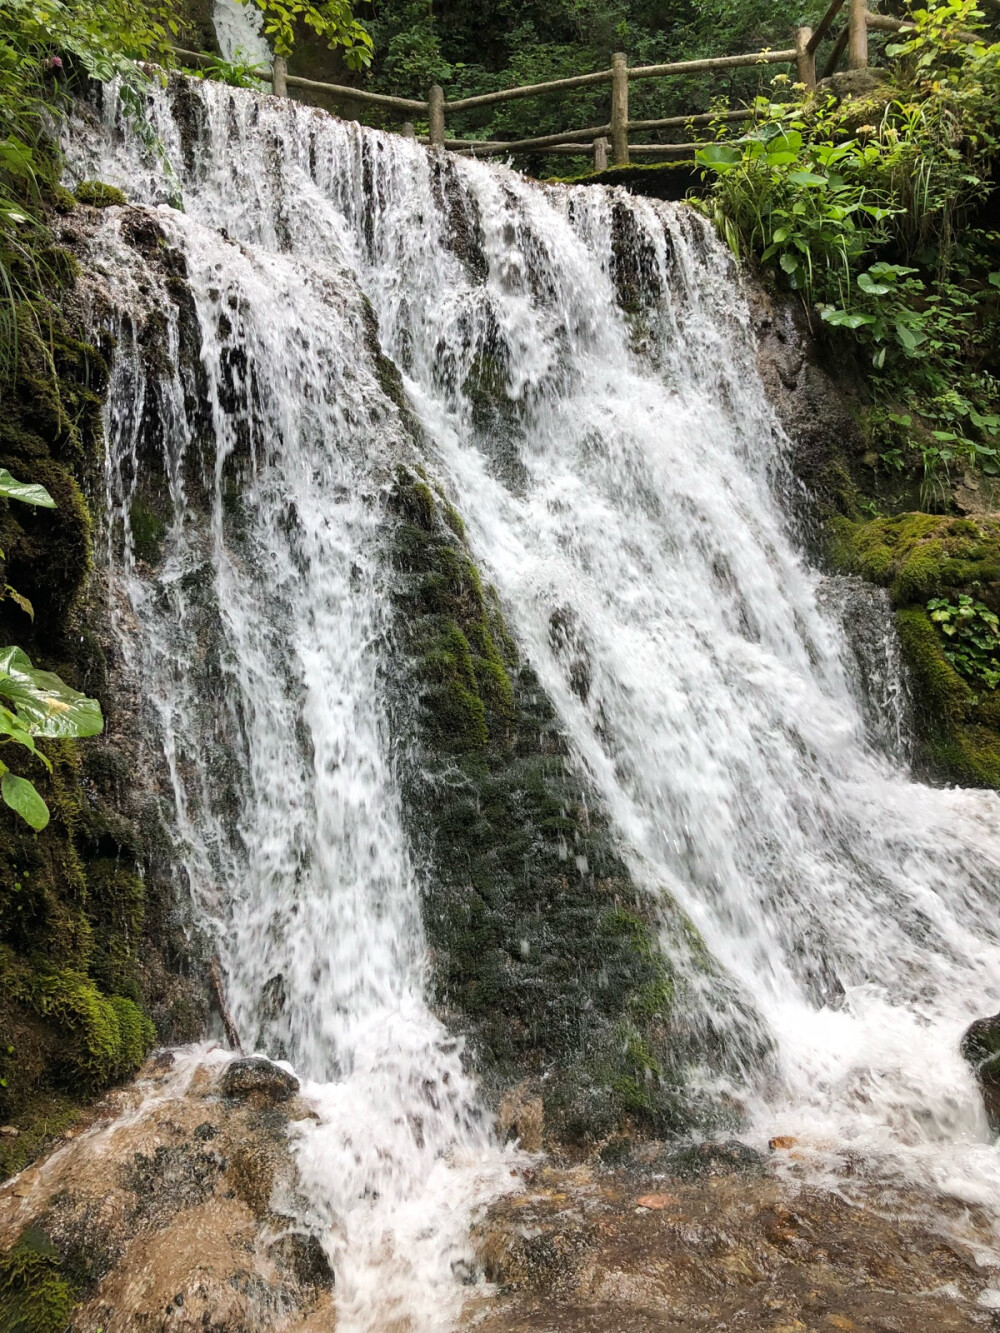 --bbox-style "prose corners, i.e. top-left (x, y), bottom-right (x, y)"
top-left (927, 592), bottom-right (1000, 688)
top-left (695, 0), bottom-right (1000, 493)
